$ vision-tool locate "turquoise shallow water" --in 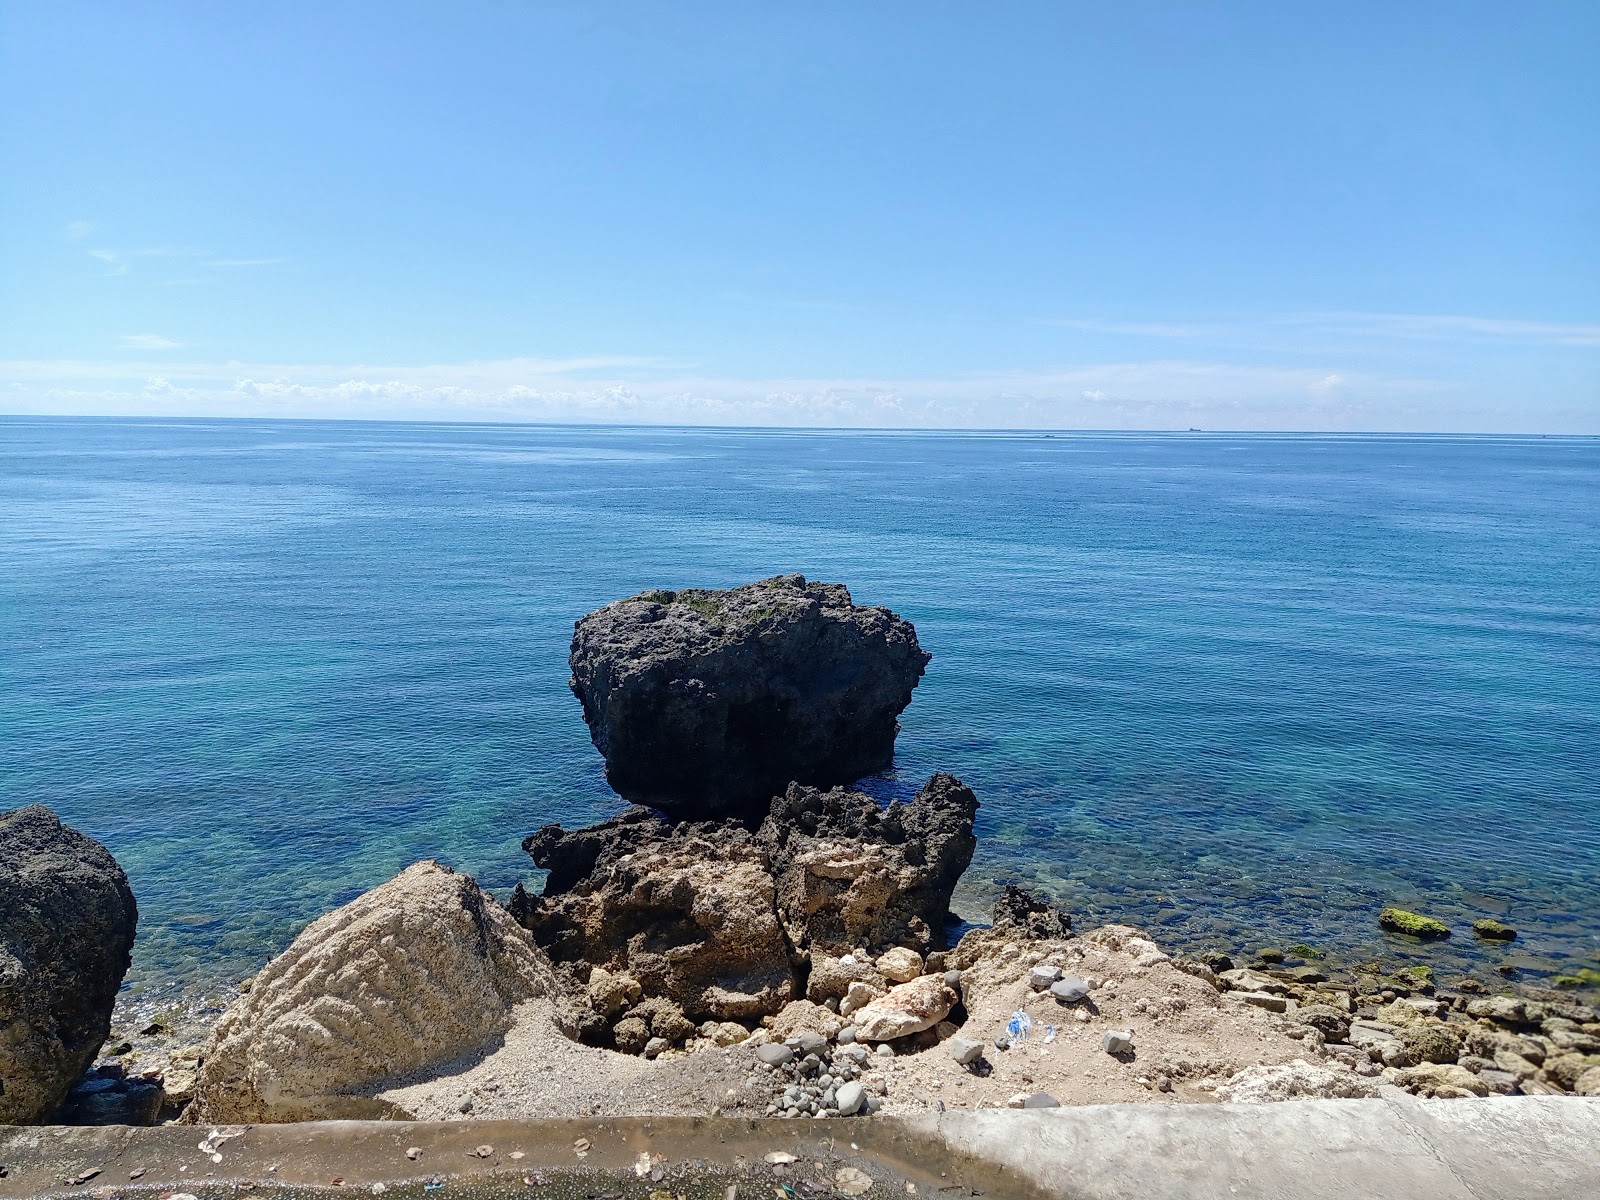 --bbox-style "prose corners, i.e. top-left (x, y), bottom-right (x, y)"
top-left (2, 417), bottom-right (1598, 990)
